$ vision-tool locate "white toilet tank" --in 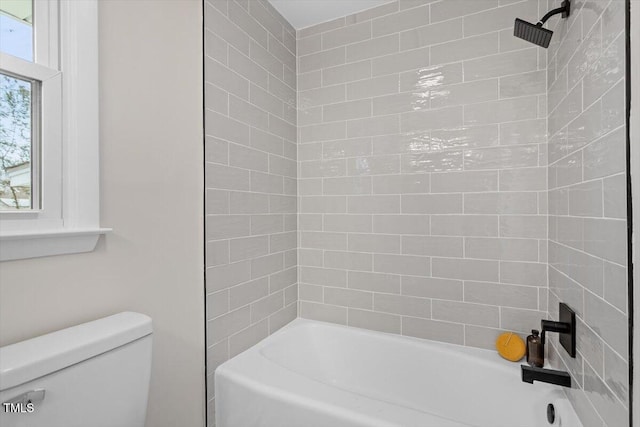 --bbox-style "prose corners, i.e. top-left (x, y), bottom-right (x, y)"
top-left (0, 312), bottom-right (152, 427)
